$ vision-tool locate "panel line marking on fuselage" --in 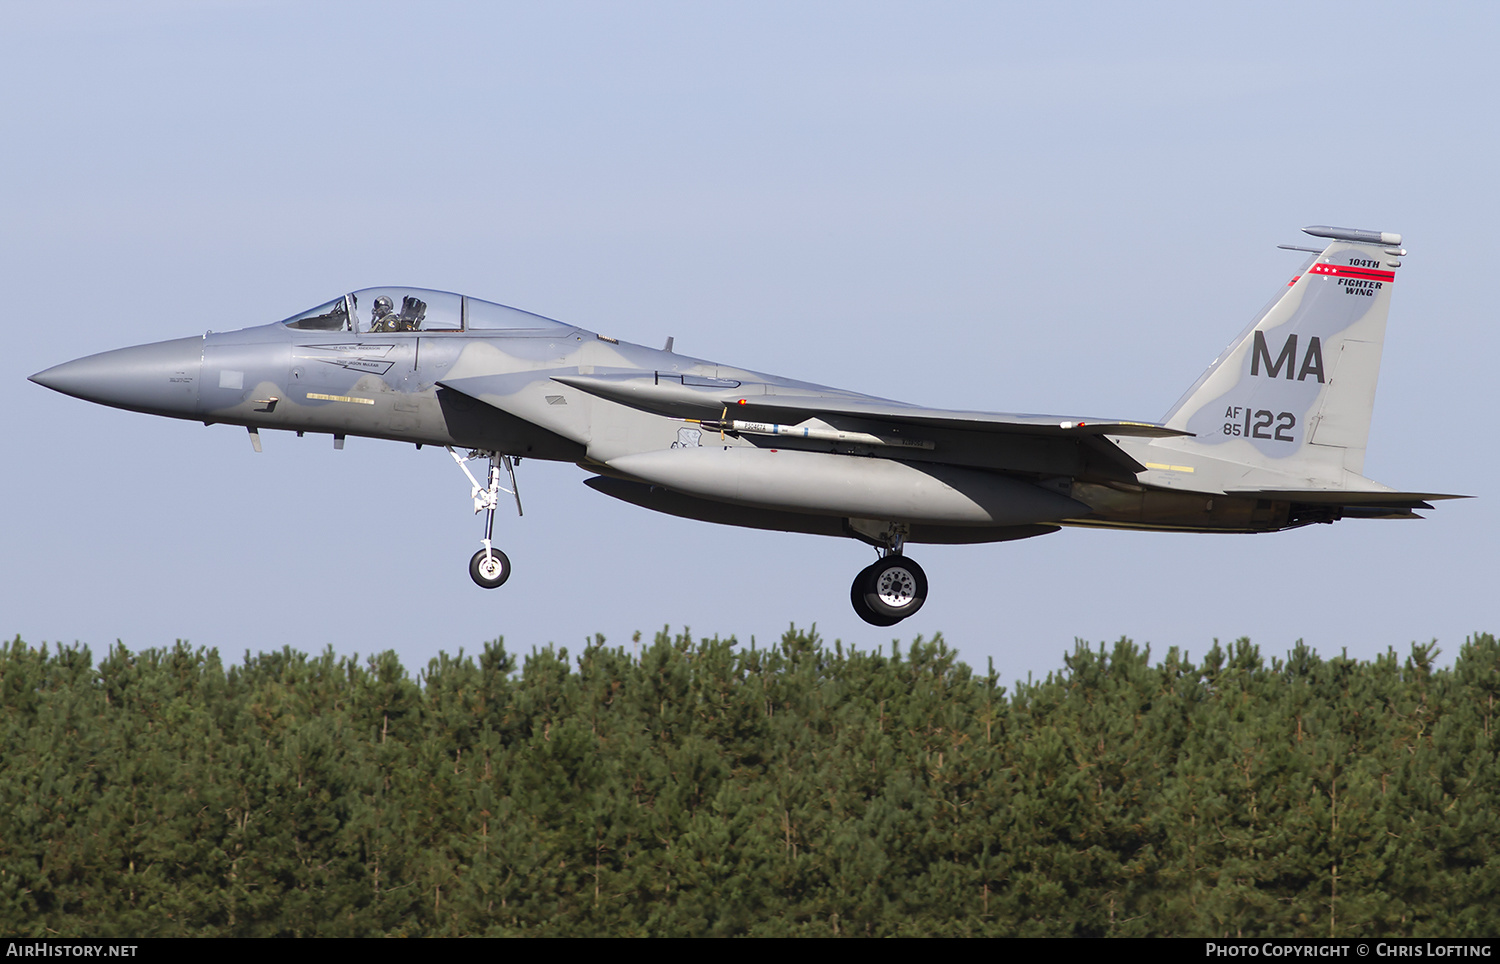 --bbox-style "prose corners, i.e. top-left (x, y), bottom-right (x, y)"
top-left (1143, 462), bottom-right (1195, 473)
top-left (306, 392), bottom-right (376, 405)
